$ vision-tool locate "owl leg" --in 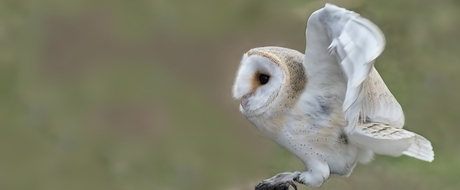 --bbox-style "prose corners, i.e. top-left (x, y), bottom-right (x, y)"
top-left (255, 171), bottom-right (300, 190)
top-left (294, 159), bottom-right (330, 187)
